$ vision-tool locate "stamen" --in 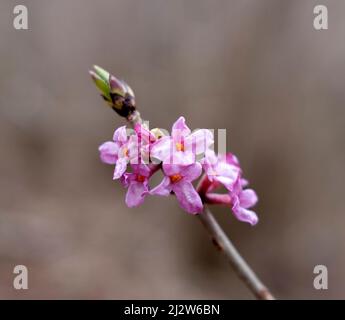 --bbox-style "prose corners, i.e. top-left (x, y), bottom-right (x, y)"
top-left (136, 175), bottom-right (146, 183)
top-left (175, 142), bottom-right (184, 152)
top-left (123, 147), bottom-right (129, 157)
top-left (170, 174), bottom-right (183, 183)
